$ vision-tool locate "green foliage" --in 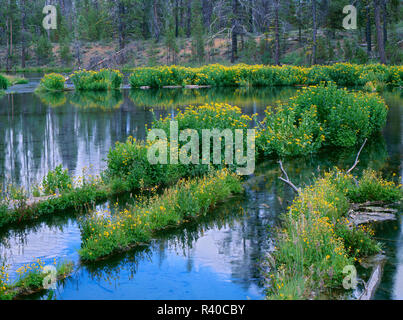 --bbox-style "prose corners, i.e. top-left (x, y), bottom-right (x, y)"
top-left (79, 169), bottom-right (243, 261)
top-left (290, 83), bottom-right (388, 147)
top-left (348, 169), bottom-right (403, 203)
top-left (42, 165), bottom-right (73, 195)
top-left (35, 36), bottom-right (53, 65)
top-left (257, 104), bottom-right (324, 157)
top-left (0, 75), bottom-right (9, 90)
top-left (37, 73), bottom-right (66, 92)
top-left (70, 69), bottom-right (123, 91)
top-left (59, 41), bottom-right (73, 66)
top-left (129, 63), bottom-right (403, 89)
